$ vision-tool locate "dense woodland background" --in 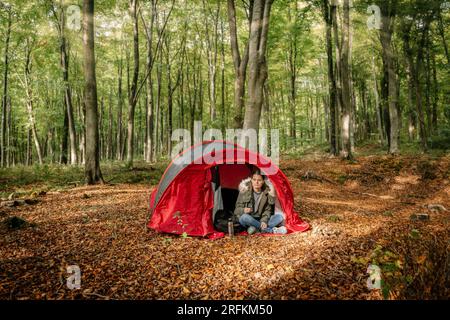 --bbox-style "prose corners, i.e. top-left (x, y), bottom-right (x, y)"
top-left (0, 0), bottom-right (448, 179)
top-left (0, 0), bottom-right (449, 300)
